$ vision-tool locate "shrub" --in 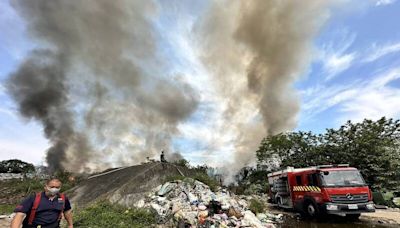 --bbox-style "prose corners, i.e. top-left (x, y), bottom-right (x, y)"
top-left (164, 172), bottom-right (220, 192)
top-left (172, 159), bottom-right (189, 168)
top-left (249, 198), bottom-right (265, 214)
top-left (2, 179), bottom-right (44, 195)
top-left (192, 172), bottom-right (219, 192)
top-left (53, 170), bottom-right (82, 192)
